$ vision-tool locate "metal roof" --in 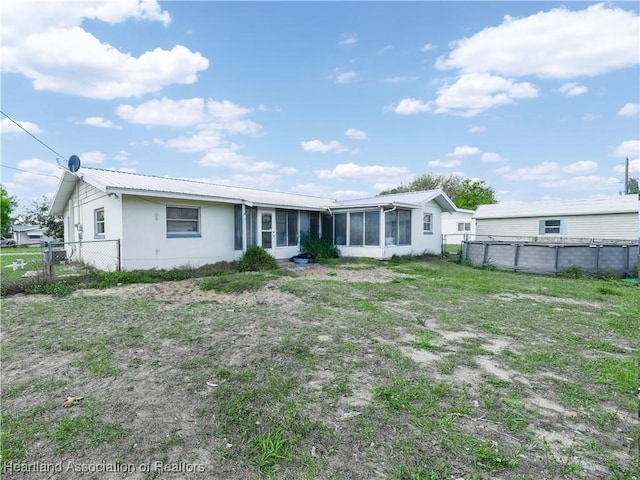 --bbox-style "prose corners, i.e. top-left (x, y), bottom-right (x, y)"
top-left (335, 190), bottom-right (457, 212)
top-left (474, 195), bottom-right (639, 219)
top-left (50, 168), bottom-right (340, 214)
top-left (50, 168), bottom-right (458, 215)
